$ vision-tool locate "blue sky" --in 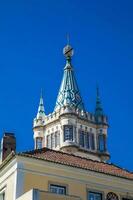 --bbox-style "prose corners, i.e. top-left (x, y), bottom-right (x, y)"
top-left (0, 0), bottom-right (133, 170)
